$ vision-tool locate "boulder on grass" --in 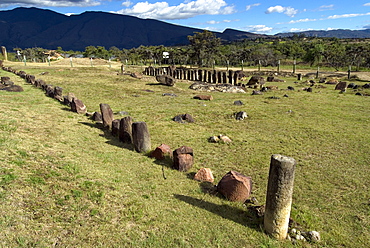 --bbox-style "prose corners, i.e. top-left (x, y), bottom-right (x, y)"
top-left (156, 74), bottom-right (176, 86)
top-left (70, 98), bottom-right (87, 114)
top-left (173, 146), bottom-right (193, 172)
top-left (150, 144), bottom-right (172, 160)
top-left (194, 168), bottom-right (214, 183)
top-left (217, 170), bottom-right (252, 202)
top-left (193, 95), bottom-right (213, 101)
